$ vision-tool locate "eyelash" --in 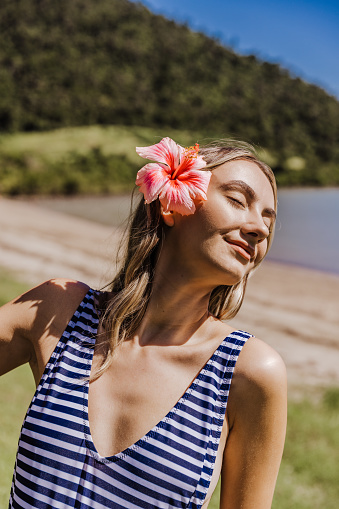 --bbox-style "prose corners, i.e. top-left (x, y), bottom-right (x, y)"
top-left (228, 197), bottom-right (273, 231)
top-left (228, 197), bottom-right (245, 208)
